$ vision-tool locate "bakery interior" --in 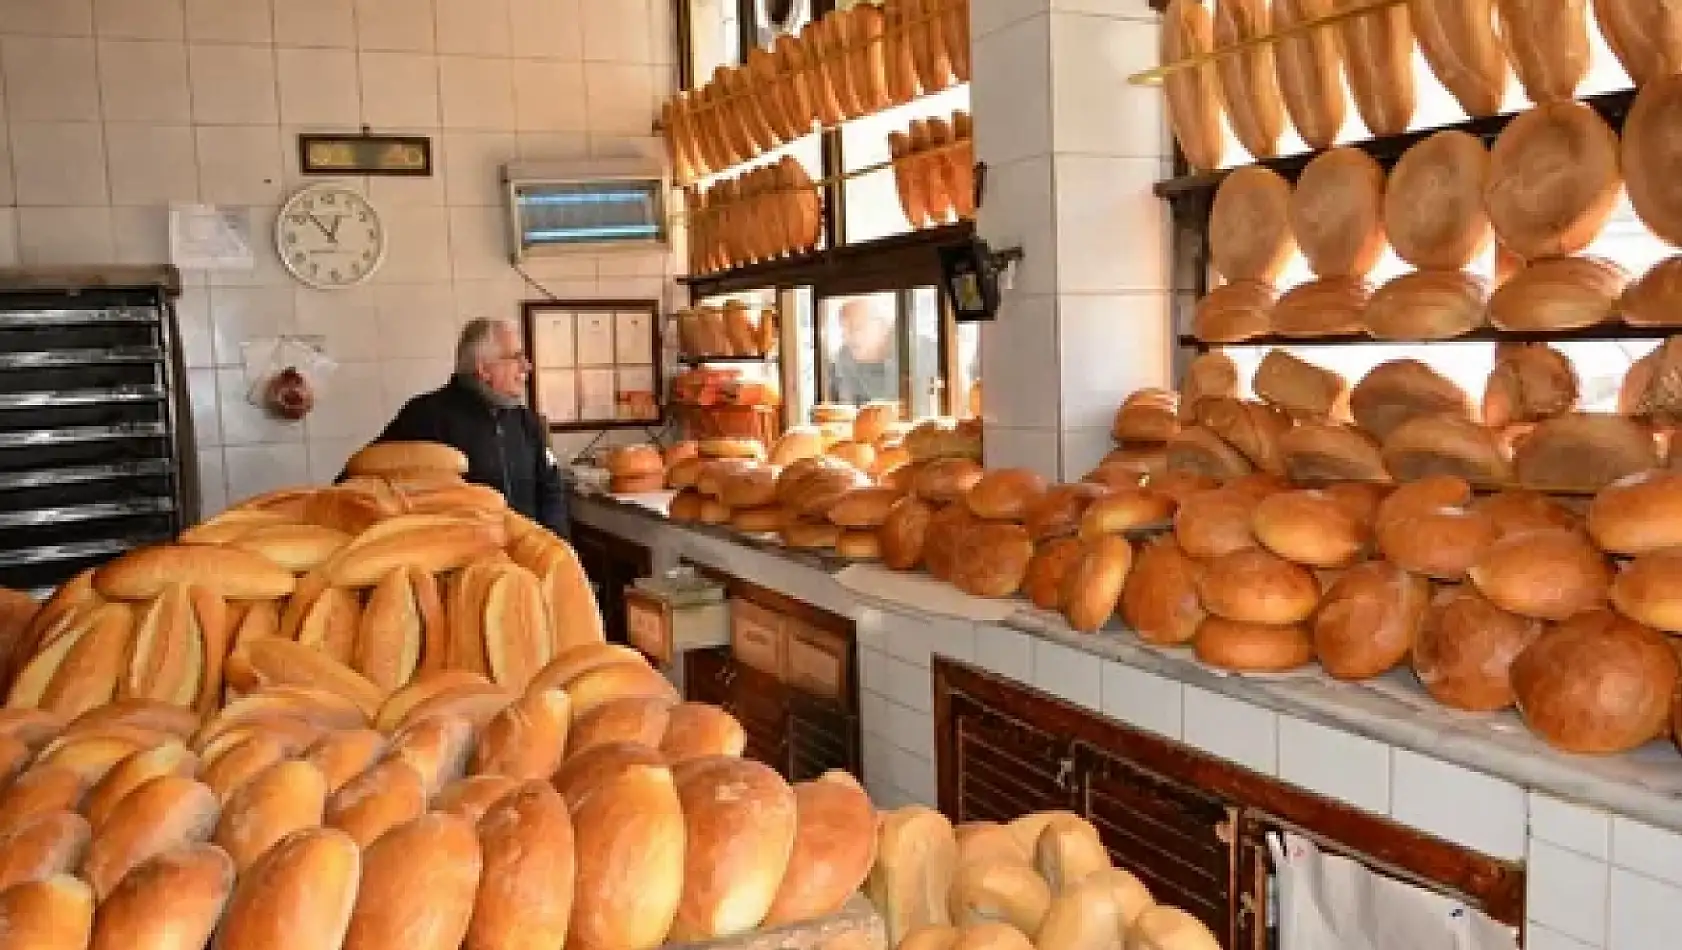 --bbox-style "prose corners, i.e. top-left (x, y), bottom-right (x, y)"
top-left (0, 0), bottom-right (1681, 948)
